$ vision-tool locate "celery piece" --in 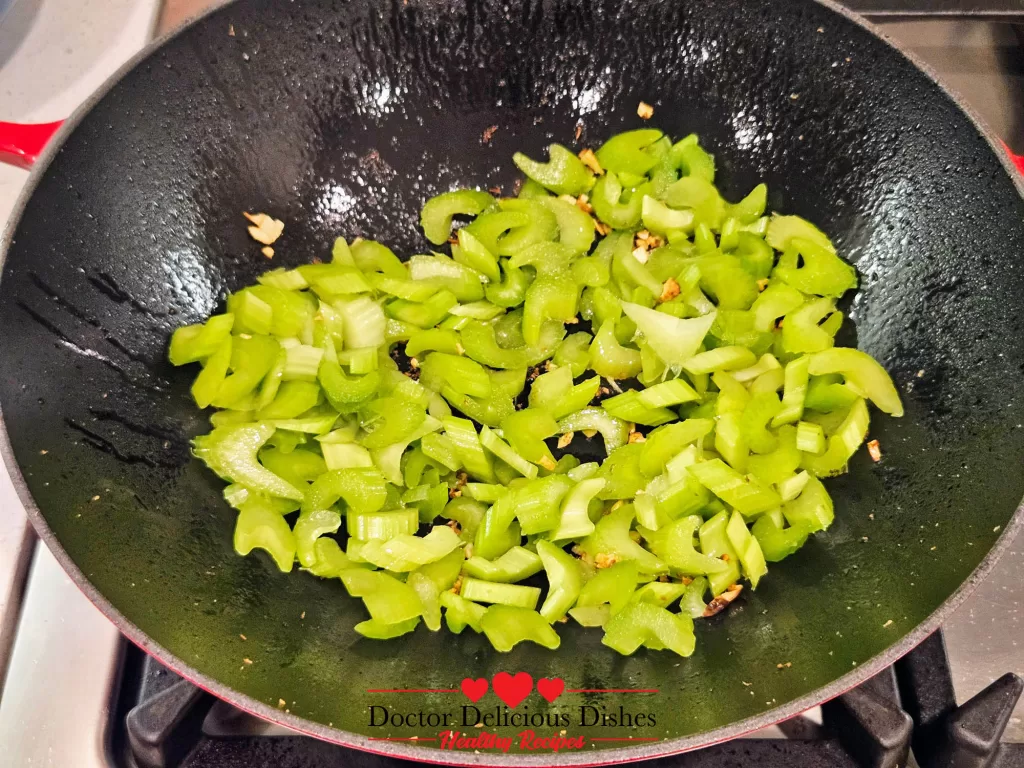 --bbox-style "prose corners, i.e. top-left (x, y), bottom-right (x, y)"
top-left (294, 508), bottom-right (342, 567)
top-left (359, 525), bottom-right (463, 572)
top-left (513, 144), bottom-right (594, 196)
top-left (558, 408), bottom-right (631, 456)
top-left (233, 497), bottom-right (296, 572)
top-left (355, 617), bottom-right (421, 639)
top-left (688, 459), bottom-right (781, 516)
top-left (773, 356), bottom-right (810, 426)
top-left (752, 514), bottom-right (811, 562)
top-left (419, 352), bottom-right (491, 399)
top-left (796, 421), bottom-right (826, 454)
top-left (441, 591), bottom-right (488, 634)
top-left (639, 515), bottom-right (729, 577)
top-left (725, 511), bottom-right (768, 588)
top-left (479, 426), bottom-right (539, 479)
top-left (601, 390), bottom-right (677, 427)
top-left (454, 228), bottom-right (501, 283)
top-left (191, 337), bottom-right (233, 408)
top-left (621, 301), bottom-right (716, 369)
top-left (536, 196), bottom-right (596, 254)
top-left (347, 508), bottom-right (419, 540)
top-left (553, 332), bottom-right (593, 377)
top-left (698, 511), bottom-right (742, 596)
top-left (420, 189), bottom-right (495, 245)
top-left (169, 313), bottom-right (235, 366)
top-left (194, 423), bottom-right (303, 500)
top-left (303, 467), bottom-right (387, 515)
top-left (801, 398), bottom-right (870, 478)
top-left (602, 602), bottom-right (695, 657)
top-left (282, 344), bottom-right (324, 382)
top-left (442, 416), bottom-right (496, 482)
top-left (639, 419), bottom-right (714, 477)
top-left (683, 346), bottom-right (757, 375)
top-left (579, 503), bottom-right (667, 575)
top-left (460, 577), bottom-right (541, 609)
top-left (341, 570), bottom-right (423, 625)
top-left (807, 348), bottom-right (904, 417)
top-left (514, 475), bottom-right (573, 534)
top-left (464, 546), bottom-right (543, 582)
top-left (629, 581), bottom-right (687, 609)
top-left (589, 319), bottom-right (642, 380)
top-left (257, 380), bottom-right (320, 420)
top-left (480, 605), bottom-right (561, 651)
top-left (536, 540), bottom-right (583, 622)
top-left (549, 477), bottom-right (606, 540)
